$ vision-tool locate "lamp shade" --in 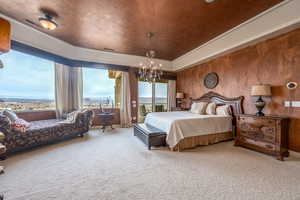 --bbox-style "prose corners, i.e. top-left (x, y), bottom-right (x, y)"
top-left (251, 85), bottom-right (271, 96)
top-left (176, 92), bottom-right (184, 99)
